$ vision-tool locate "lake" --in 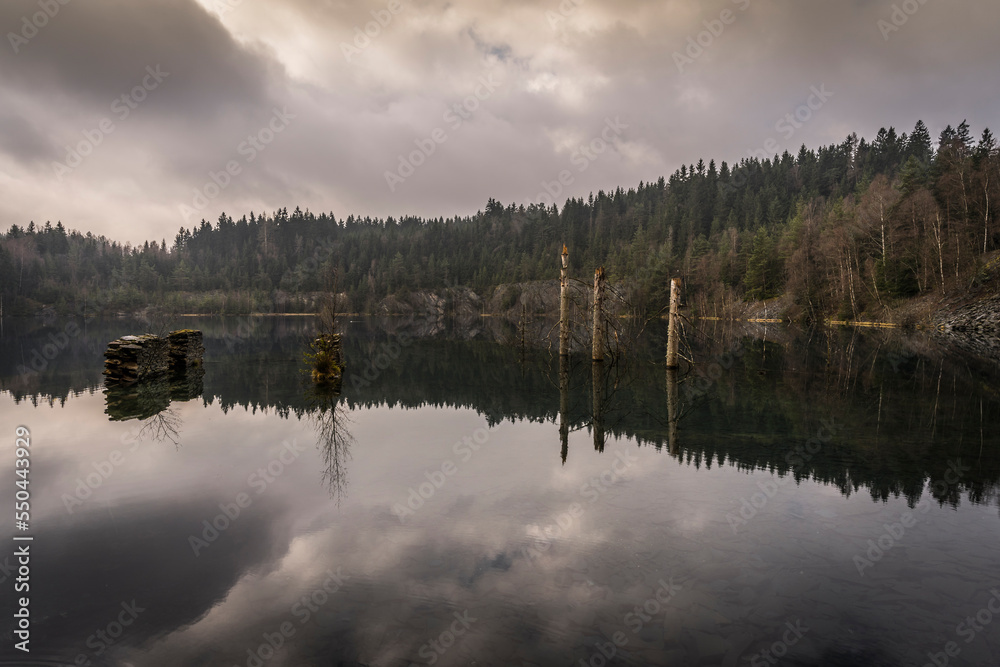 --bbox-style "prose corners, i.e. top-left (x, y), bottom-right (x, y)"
top-left (1, 316), bottom-right (998, 666)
